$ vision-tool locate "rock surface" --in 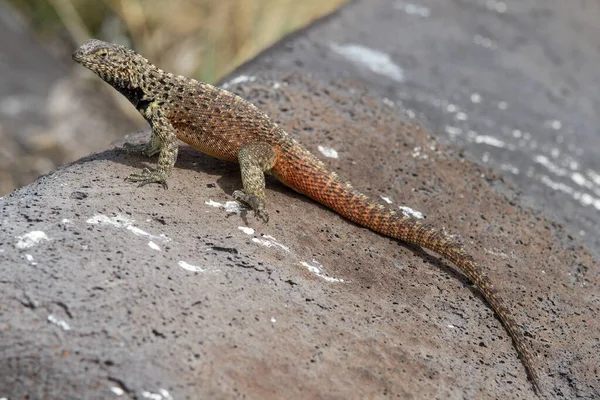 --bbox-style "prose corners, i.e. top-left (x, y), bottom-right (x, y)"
top-left (1, 1), bottom-right (599, 399)
top-left (2, 74), bottom-right (598, 399)
top-left (235, 0), bottom-right (600, 257)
